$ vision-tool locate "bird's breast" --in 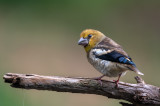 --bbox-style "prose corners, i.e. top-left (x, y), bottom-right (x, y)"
top-left (87, 51), bottom-right (127, 77)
